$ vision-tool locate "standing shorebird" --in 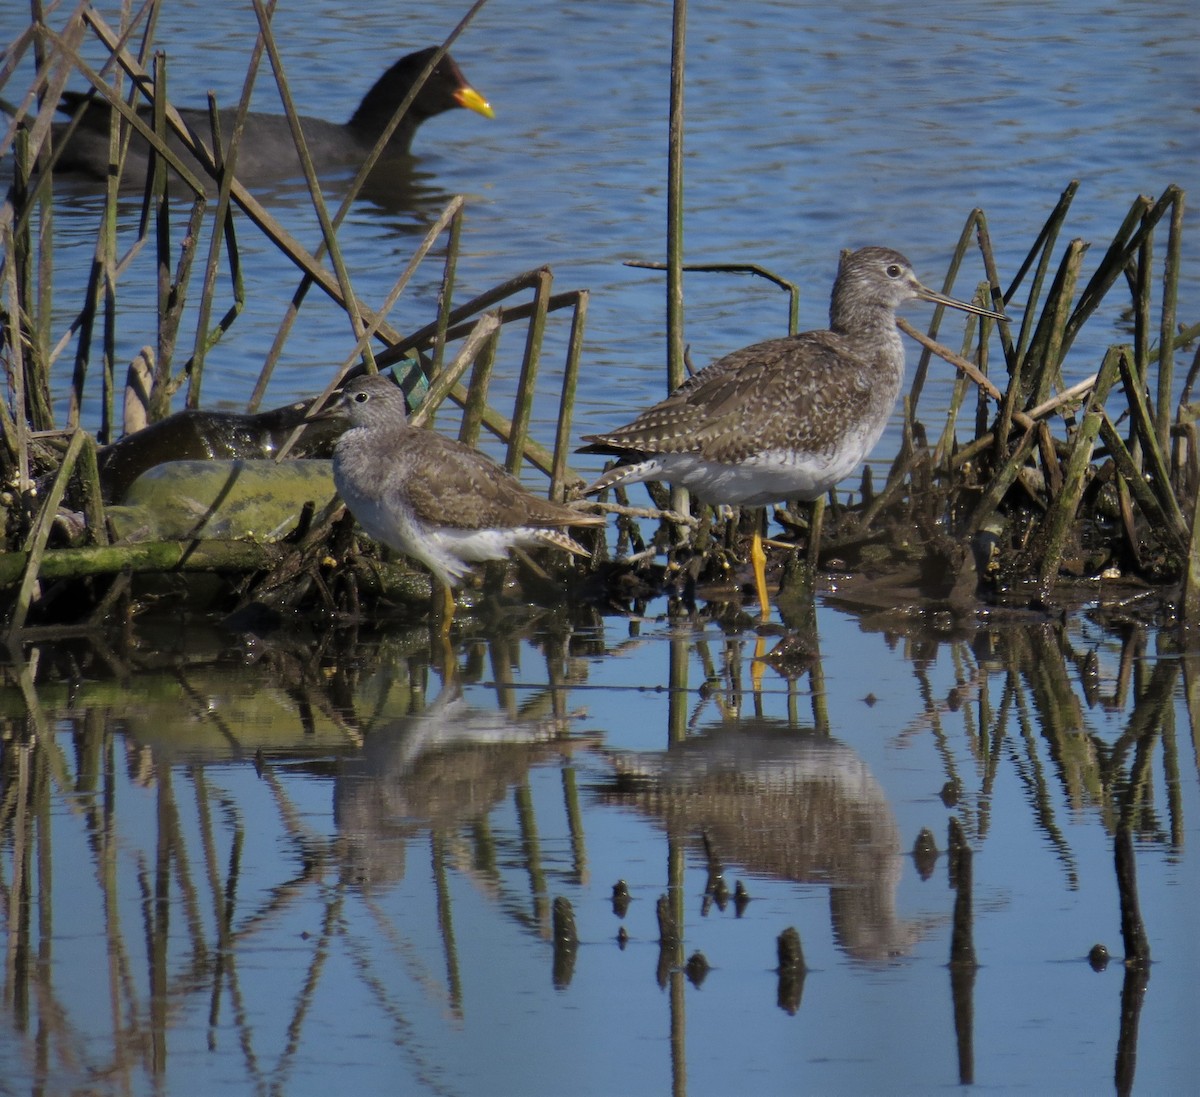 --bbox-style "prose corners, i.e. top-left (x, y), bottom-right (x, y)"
top-left (330, 375), bottom-right (605, 631)
top-left (579, 246), bottom-right (1006, 619)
